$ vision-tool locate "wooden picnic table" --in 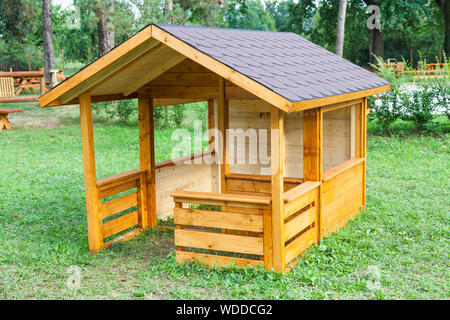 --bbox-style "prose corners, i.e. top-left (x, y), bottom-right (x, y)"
top-left (0, 108), bottom-right (23, 130)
